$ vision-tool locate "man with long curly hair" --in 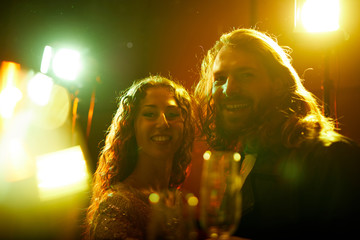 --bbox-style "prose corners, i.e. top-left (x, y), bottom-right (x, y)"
top-left (194, 28), bottom-right (360, 239)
